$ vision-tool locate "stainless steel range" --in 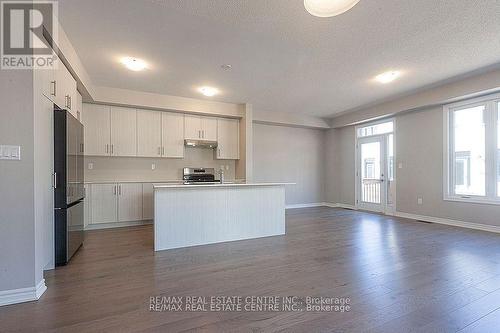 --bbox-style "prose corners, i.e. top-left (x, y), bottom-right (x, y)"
top-left (183, 168), bottom-right (218, 184)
